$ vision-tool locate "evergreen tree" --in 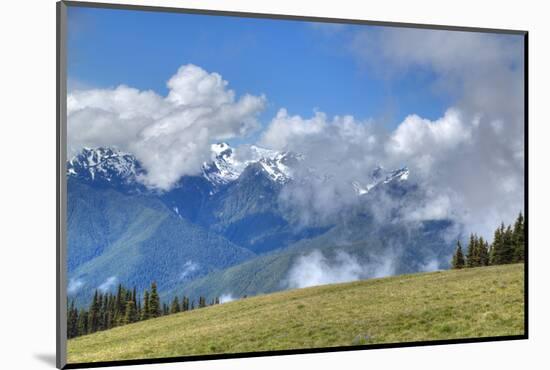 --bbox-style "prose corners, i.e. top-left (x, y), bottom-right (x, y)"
top-left (149, 282), bottom-right (161, 318)
top-left (170, 296), bottom-right (181, 314)
top-left (77, 309), bottom-right (88, 336)
top-left (163, 303), bottom-right (169, 315)
top-left (102, 293), bottom-right (110, 330)
top-left (142, 290), bottom-right (150, 320)
top-left (88, 290), bottom-right (100, 333)
top-left (136, 294), bottom-right (142, 321)
top-left (124, 289), bottom-right (132, 320)
top-left (513, 212), bottom-right (525, 262)
top-left (181, 296), bottom-right (189, 312)
top-left (67, 300), bottom-right (78, 339)
top-left (108, 293), bottom-right (116, 329)
top-left (490, 224), bottom-right (505, 265)
top-left (199, 296), bottom-right (206, 308)
top-left (478, 236), bottom-right (490, 266)
top-left (105, 310), bottom-right (112, 331)
top-left (124, 300), bottom-right (138, 324)
top-left (452, 241), bottom-right (465, 269)
top-left (502, 225), bottom-right (515, 264)
top-left (97, 293), bottom-right (105, 331)
top-left (114, 284), bottom-right (124, 325)
top-left (466, 234), bottom-right (480, 267)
